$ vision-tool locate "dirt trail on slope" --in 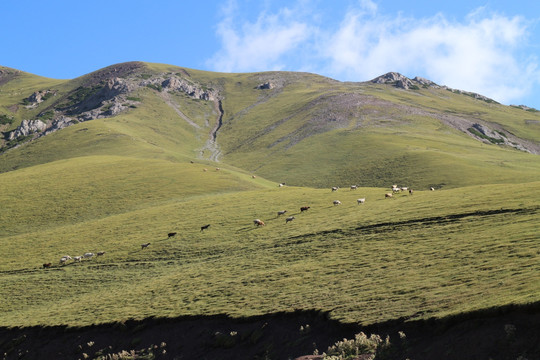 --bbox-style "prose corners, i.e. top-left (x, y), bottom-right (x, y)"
top-left (199, 99), bottom-right (223, 162)
top-left (158, 91), bottom-right (201, 129)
